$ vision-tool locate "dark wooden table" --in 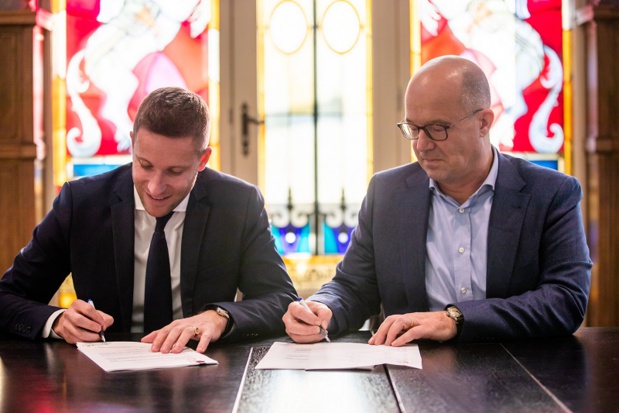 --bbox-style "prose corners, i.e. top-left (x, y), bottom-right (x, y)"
top-left (0, 327), bottom-right (616, 412)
